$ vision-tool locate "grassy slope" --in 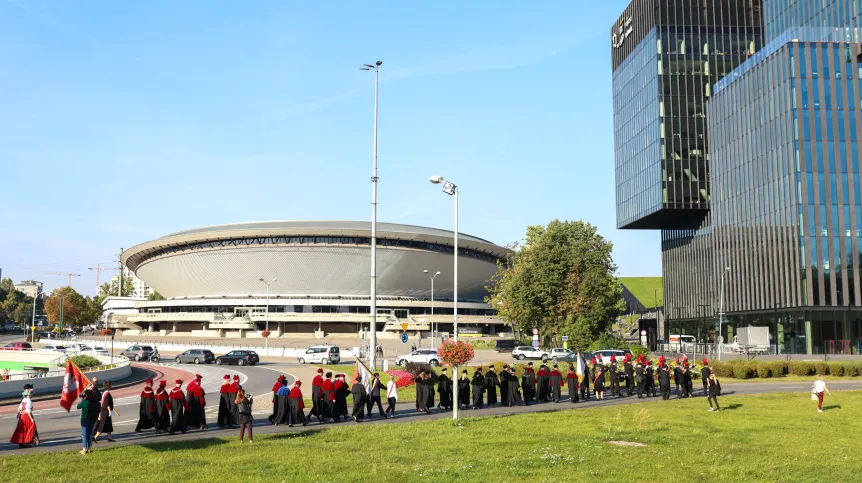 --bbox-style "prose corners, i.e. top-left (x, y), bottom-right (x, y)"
top-left (2, 392), bottom-right (860, 482)
top-left (619, 276), bottom-right (663, 307)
